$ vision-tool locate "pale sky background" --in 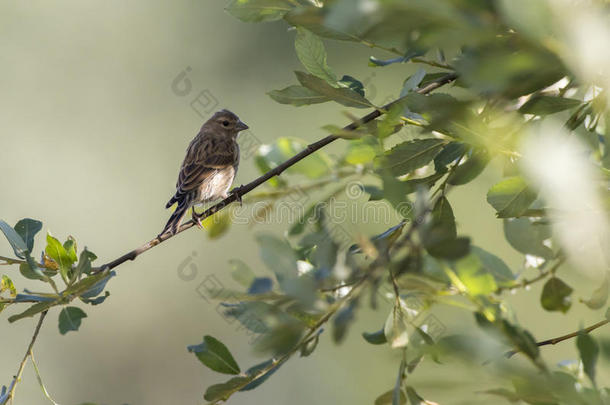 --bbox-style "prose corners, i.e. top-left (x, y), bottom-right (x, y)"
top-left (0, 1), bottom-right (607, 404)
